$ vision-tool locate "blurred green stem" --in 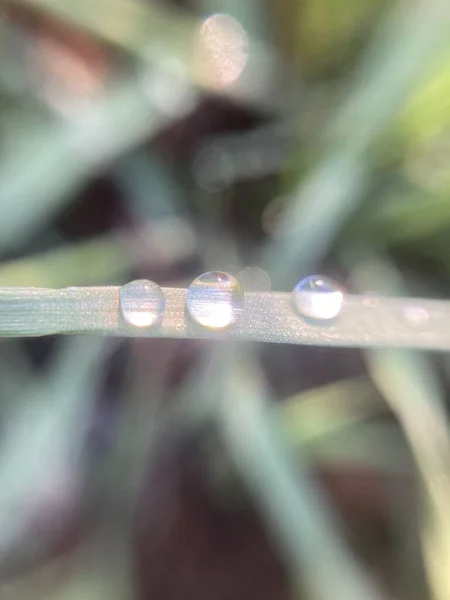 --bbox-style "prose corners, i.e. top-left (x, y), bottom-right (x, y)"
top-left (214, 348), bottom-right (390, 600)
top-left (351, 256), bottom-right (450, 600)
top-left (265, 0), bottom-right (450, 285)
